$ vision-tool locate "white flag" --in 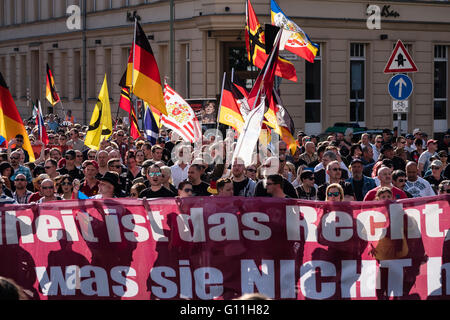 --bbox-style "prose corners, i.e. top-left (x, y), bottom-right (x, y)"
top-left (231, 95), bottom-right (266, 167)
top-left (162, 84), bottom-right (202, 143)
